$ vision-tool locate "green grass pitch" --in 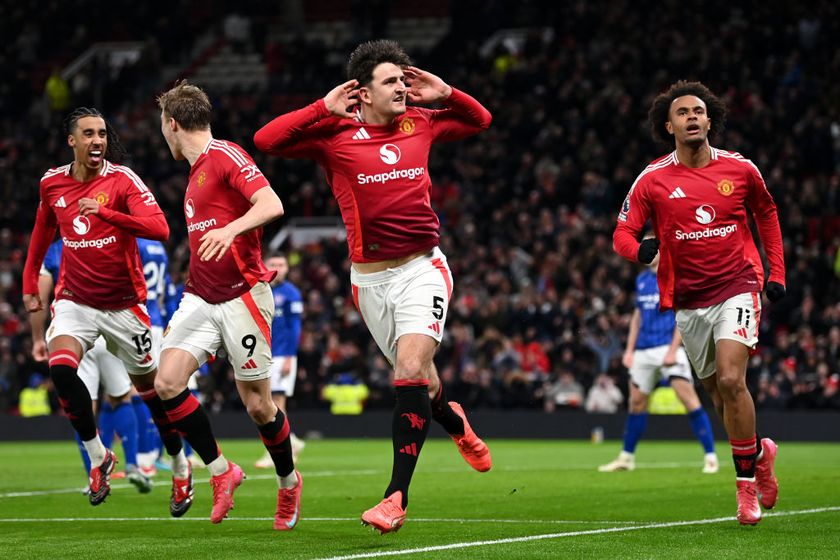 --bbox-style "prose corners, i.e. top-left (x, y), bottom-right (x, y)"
top-left (1, 438), bottom-right (838, 559)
